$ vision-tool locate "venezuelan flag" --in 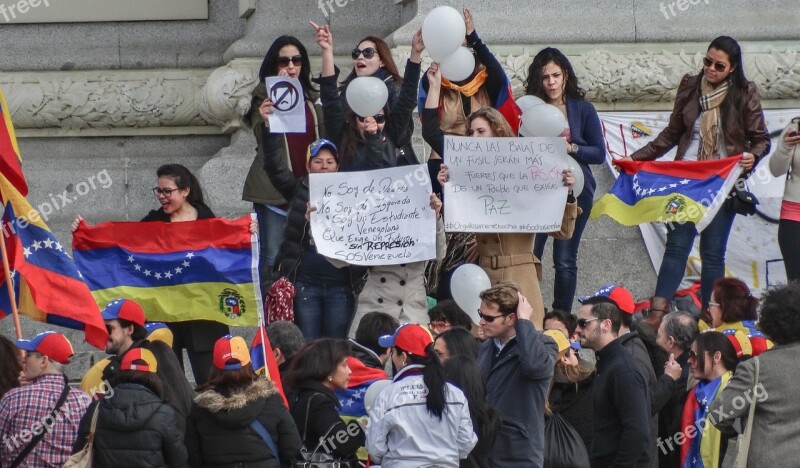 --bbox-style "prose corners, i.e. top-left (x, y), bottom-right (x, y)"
top-left (251, 324), bottom-right (287, 405)
top-left (680, 371), bottom-right (731, 467)
top-left (591, 157), bottom-right (743, 232)
top-left (72, 215), bottom-right (262, 326)
top-left (0, 191), bottom-right (108, 349)
top-left (0, 88), bottom-right (27, 197)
